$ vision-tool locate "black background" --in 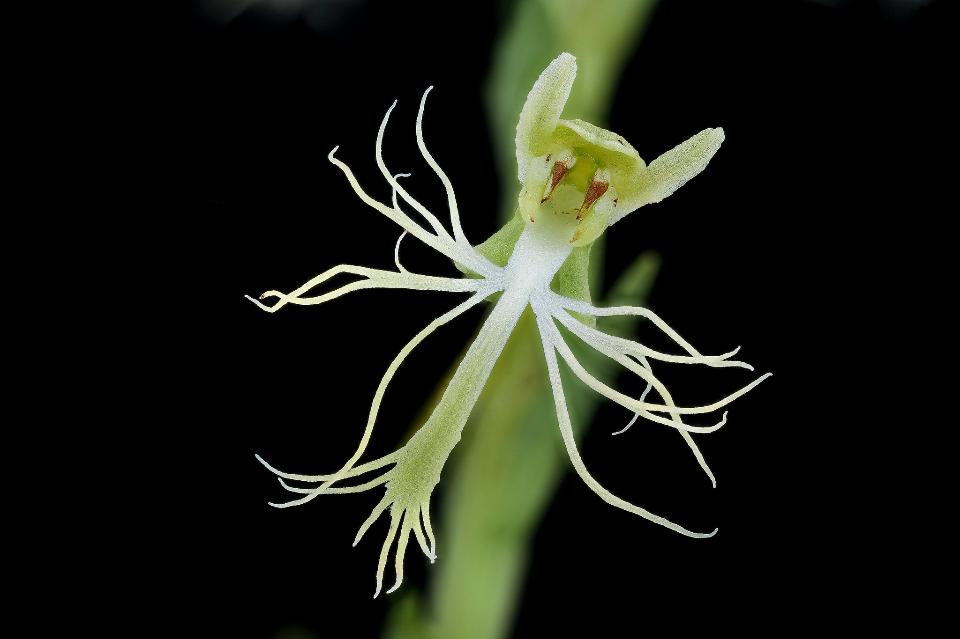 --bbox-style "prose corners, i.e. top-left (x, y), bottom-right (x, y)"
top-left (152, 0), bottom-right (947, 636)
